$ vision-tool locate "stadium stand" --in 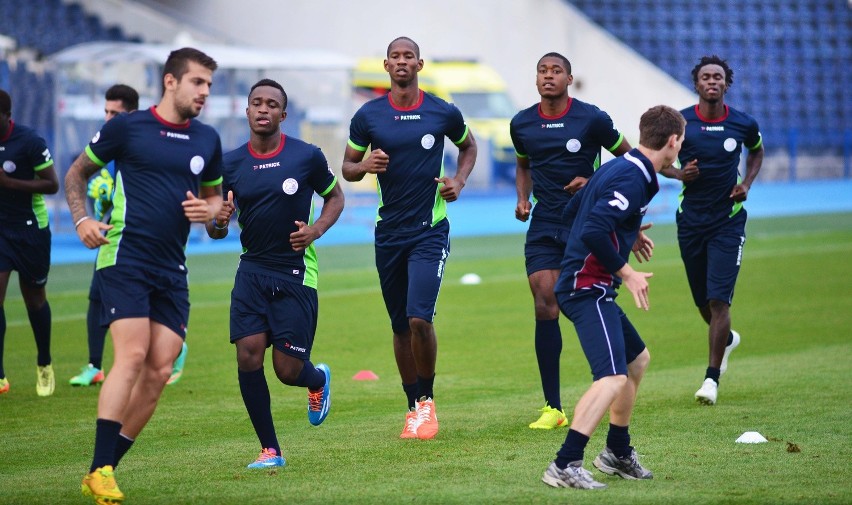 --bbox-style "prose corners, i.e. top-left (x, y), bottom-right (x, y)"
top-left (0, 0), bottom-right (138, 144)
top-left (568, 0), bottom-right (852, 153)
